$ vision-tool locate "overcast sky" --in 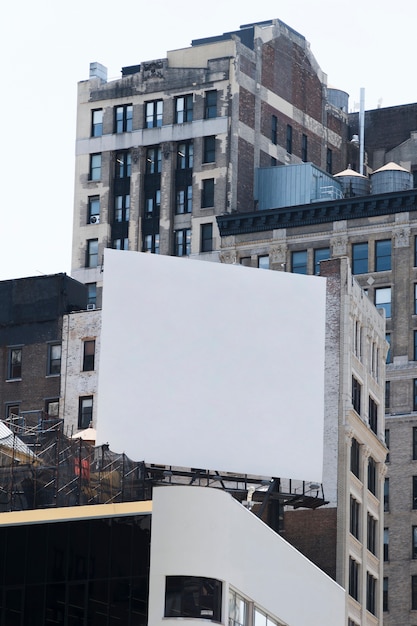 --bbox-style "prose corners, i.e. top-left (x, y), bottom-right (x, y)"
top-left (1, 0), bottom-right (415, 281)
